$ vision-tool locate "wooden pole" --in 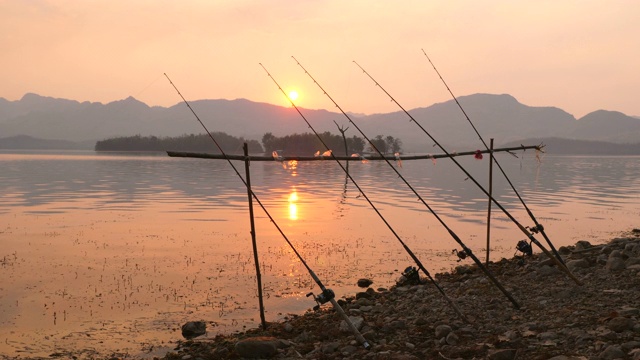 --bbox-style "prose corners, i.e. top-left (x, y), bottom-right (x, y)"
top-left (486, 138), bottom-right (494, 266)
top-left (167, 144), bottom-right (543, 162)
top-left (243, 143), bottom-right (267, 329)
